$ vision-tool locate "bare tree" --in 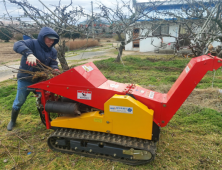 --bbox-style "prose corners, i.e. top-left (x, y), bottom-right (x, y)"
top-left (149, 0), bottom-right (222, 57)
top-left (99, 0), bottom-right (165, 62)
top-left (1, 0), bottom-right (86, 70)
